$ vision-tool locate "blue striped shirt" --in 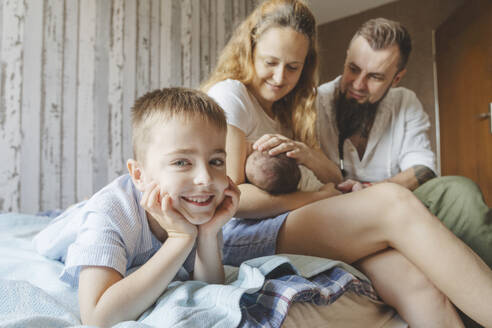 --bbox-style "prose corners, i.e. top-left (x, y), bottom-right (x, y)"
top-left (33, 174), bottom-right (195, 287)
